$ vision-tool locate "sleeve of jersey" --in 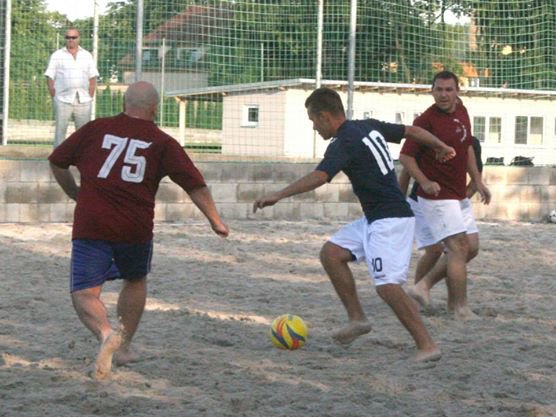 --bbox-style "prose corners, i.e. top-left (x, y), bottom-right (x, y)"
top-left (374, 120), bottom-right (406, 144)
top-left (44, 53), bottom-right (56, 78)
top-left (400, 116), bottom-right (427, 157)
top-left (315, 139), bottom-right (349, 182)
top-left (163, 140), bottom-right (207, 191)
top-left (47, 128), bottom-right (84, 168)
